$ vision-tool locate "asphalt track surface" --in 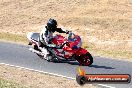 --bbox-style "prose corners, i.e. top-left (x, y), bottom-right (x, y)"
top-left (0, 41), bottom-right (132, 88)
